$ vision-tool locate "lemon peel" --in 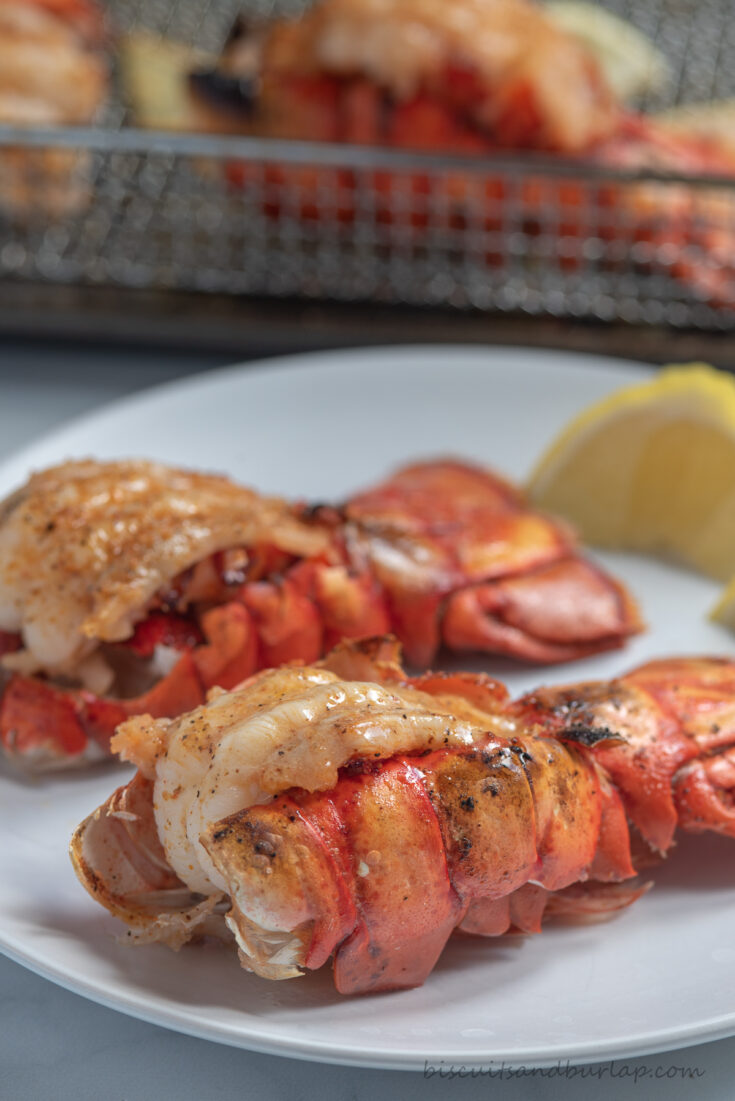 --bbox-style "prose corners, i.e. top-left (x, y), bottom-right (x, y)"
top-left (528, 364), bottom-right (735, 618)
